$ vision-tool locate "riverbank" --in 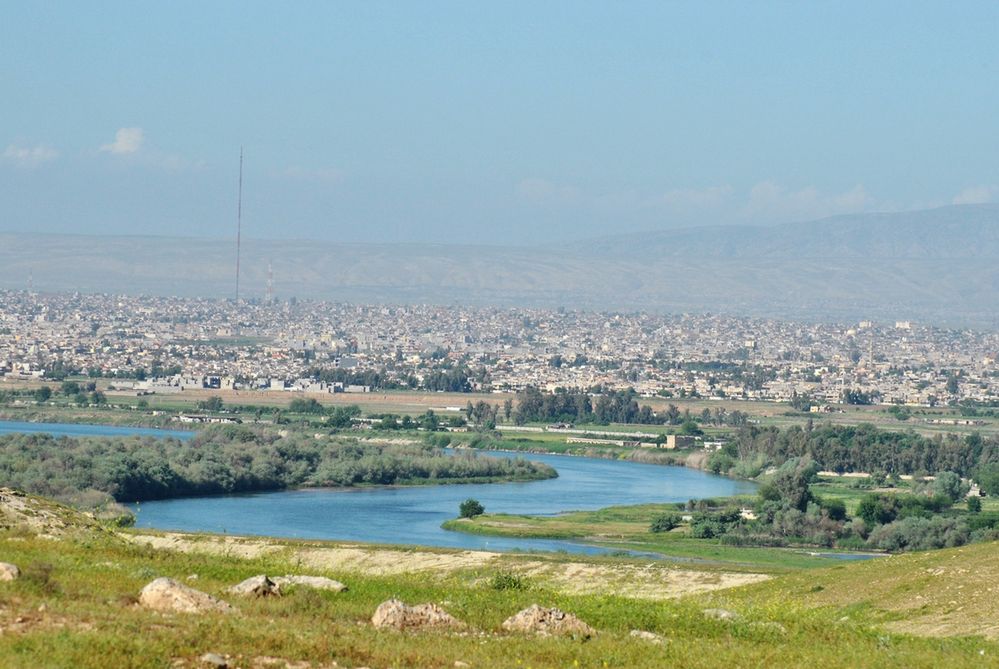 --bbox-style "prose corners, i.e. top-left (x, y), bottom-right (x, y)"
top-left (441, 503), bottom-right (878, 571)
